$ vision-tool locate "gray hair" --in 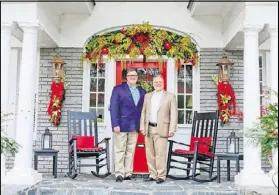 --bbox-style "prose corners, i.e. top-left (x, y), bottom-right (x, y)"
top-left (153, 74), bottom-right (164, 81)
